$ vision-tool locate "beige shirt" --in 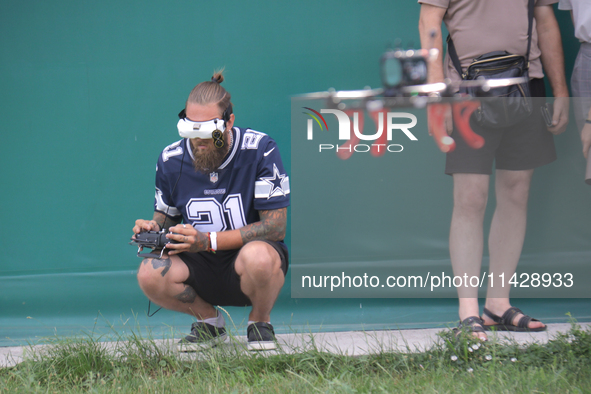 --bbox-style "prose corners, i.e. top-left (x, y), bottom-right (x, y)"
top-left (419, 0), bottom-right (557, 81)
